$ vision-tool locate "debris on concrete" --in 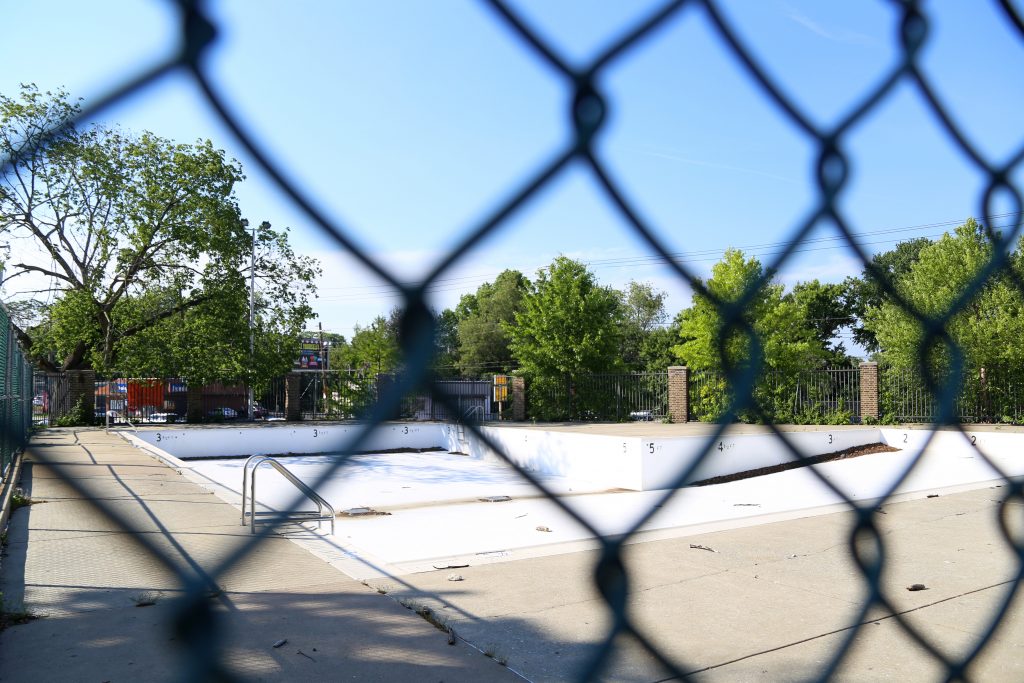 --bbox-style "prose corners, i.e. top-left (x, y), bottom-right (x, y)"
top-left (447, 574), bottom-right (464, 582)
top-left (273, 639), bottom-right (287, 648)
top-left (297, 650), bottom-right (316, 662)
top-left (689, 543), bottom-right (717, 552)
top-left (927, 494), bottom-right (939, 498)
top-left (479, 495), bottom-right (512, 503)
top-left (536, 525), bottom-right (552, 532)
top-left (340, 507), bottom-right (391, 517)
top-left (907, 583), bottom-right (928, 591)
top-left (433, 563), bottom-right (469, 570)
